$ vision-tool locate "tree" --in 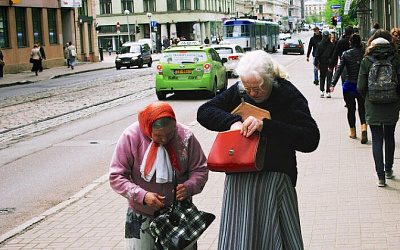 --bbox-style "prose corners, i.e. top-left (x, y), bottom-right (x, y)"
top-left (324, 0), bottom-right (358, 28)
